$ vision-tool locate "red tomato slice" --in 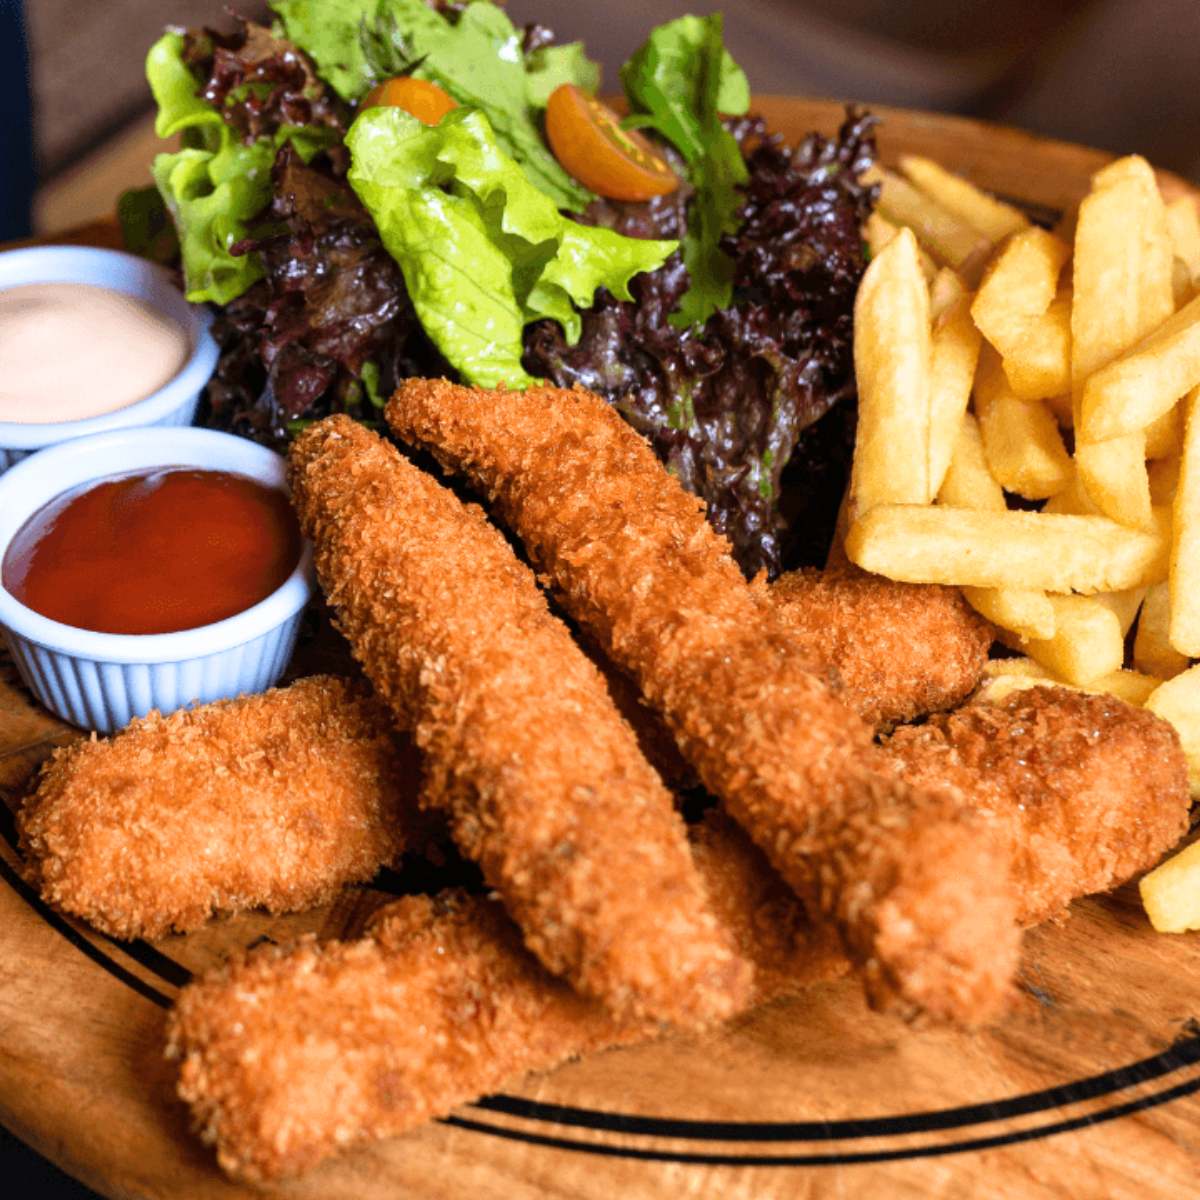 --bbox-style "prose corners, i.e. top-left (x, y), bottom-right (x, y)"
top-left (545, 84), bottom-right (679, 202)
